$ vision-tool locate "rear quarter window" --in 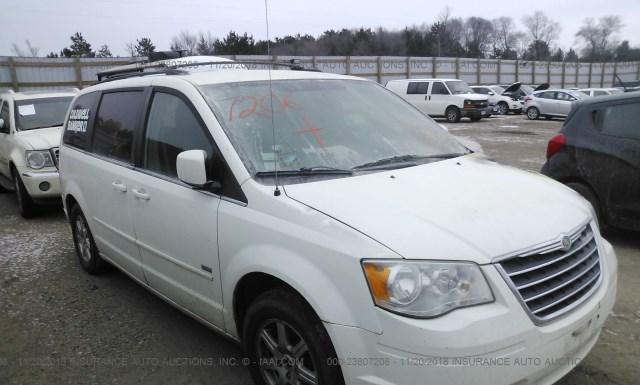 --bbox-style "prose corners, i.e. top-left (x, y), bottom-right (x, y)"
top-left (407, 82), bottom-right (428, 94)
top-left (63, 92), bottom-right (99, 150)
top-left (595, 101), bottom-right (640, 140)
